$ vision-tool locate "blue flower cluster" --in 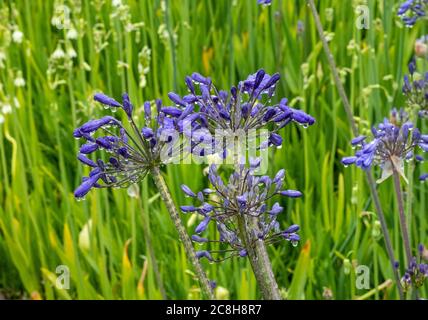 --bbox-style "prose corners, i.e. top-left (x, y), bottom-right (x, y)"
top-left (403, 59), bottom-right (428, 117)
top-left (180, 161), bottom-right (301, 262)
top-left (74, 93), bottom-right (195, 199)
top-left (398, 244), bottom-right (428, 291)
top-left (398, 0), bottom-right (427, 27)
top-left (342, 110), bottom-right (428, 183)
top-left (170, 70), bottom-right (315, 150)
